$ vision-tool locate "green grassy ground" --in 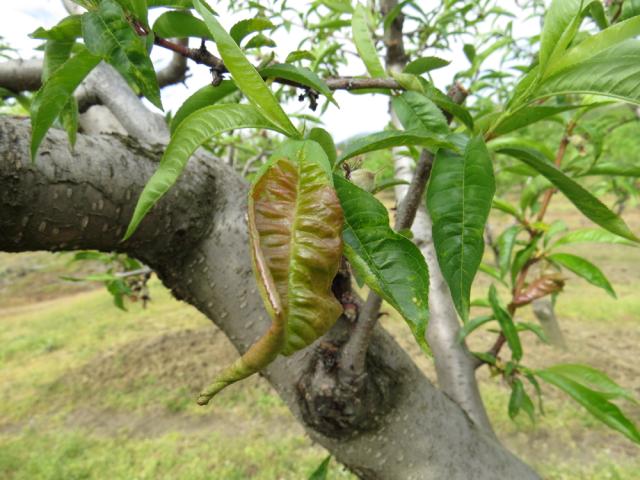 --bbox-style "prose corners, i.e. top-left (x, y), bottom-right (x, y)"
top-left (1, 201), bottom-right (639, 479)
